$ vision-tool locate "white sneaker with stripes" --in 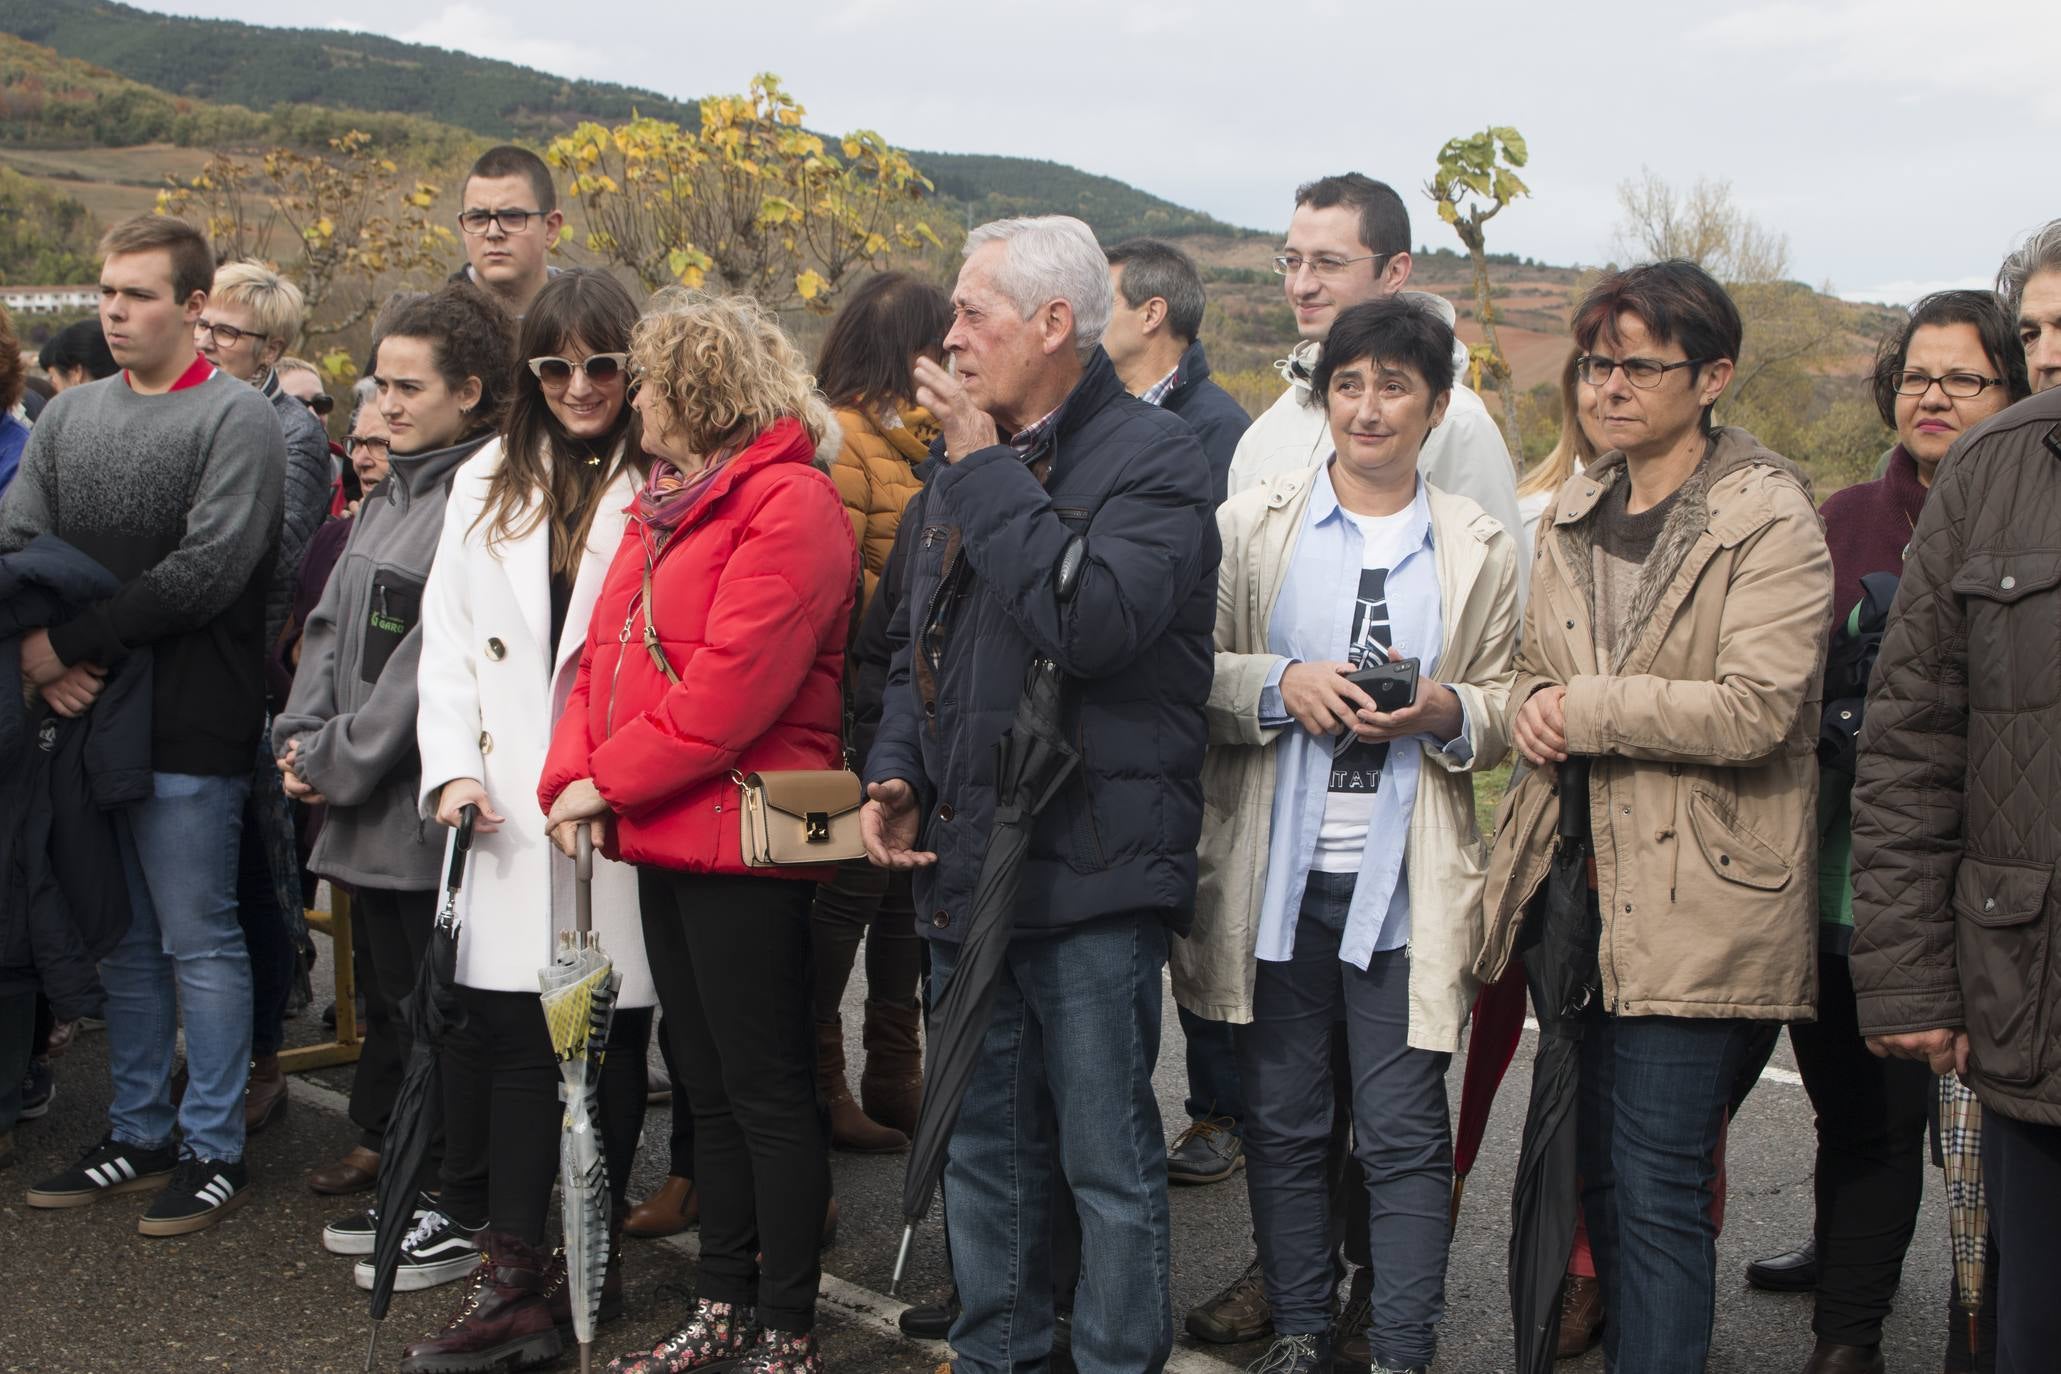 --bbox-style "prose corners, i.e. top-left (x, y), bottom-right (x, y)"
top-left (138, 1156), bottom-right (250, 1237)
